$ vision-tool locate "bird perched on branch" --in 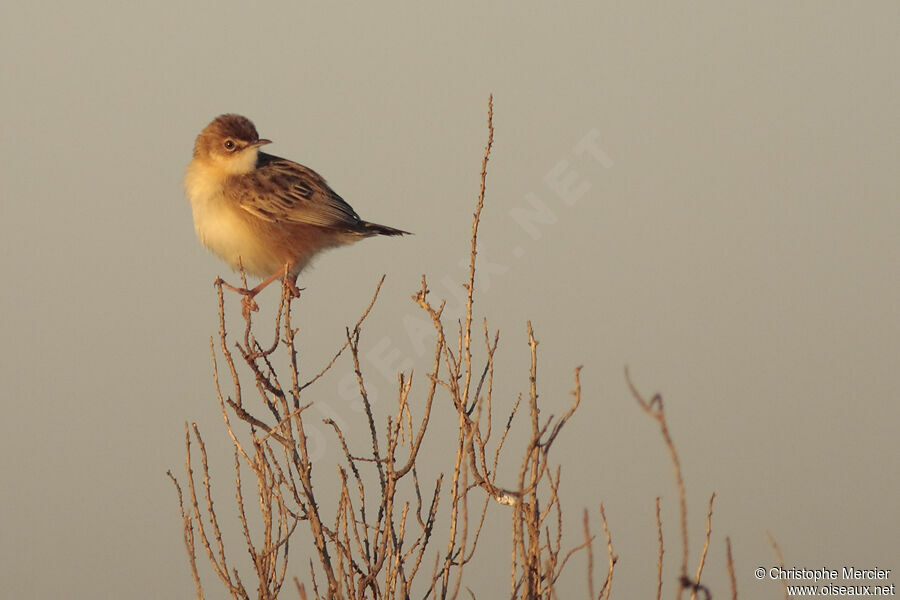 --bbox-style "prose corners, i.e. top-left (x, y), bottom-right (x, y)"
top-left (184, 113), bottom-right (408, 311)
